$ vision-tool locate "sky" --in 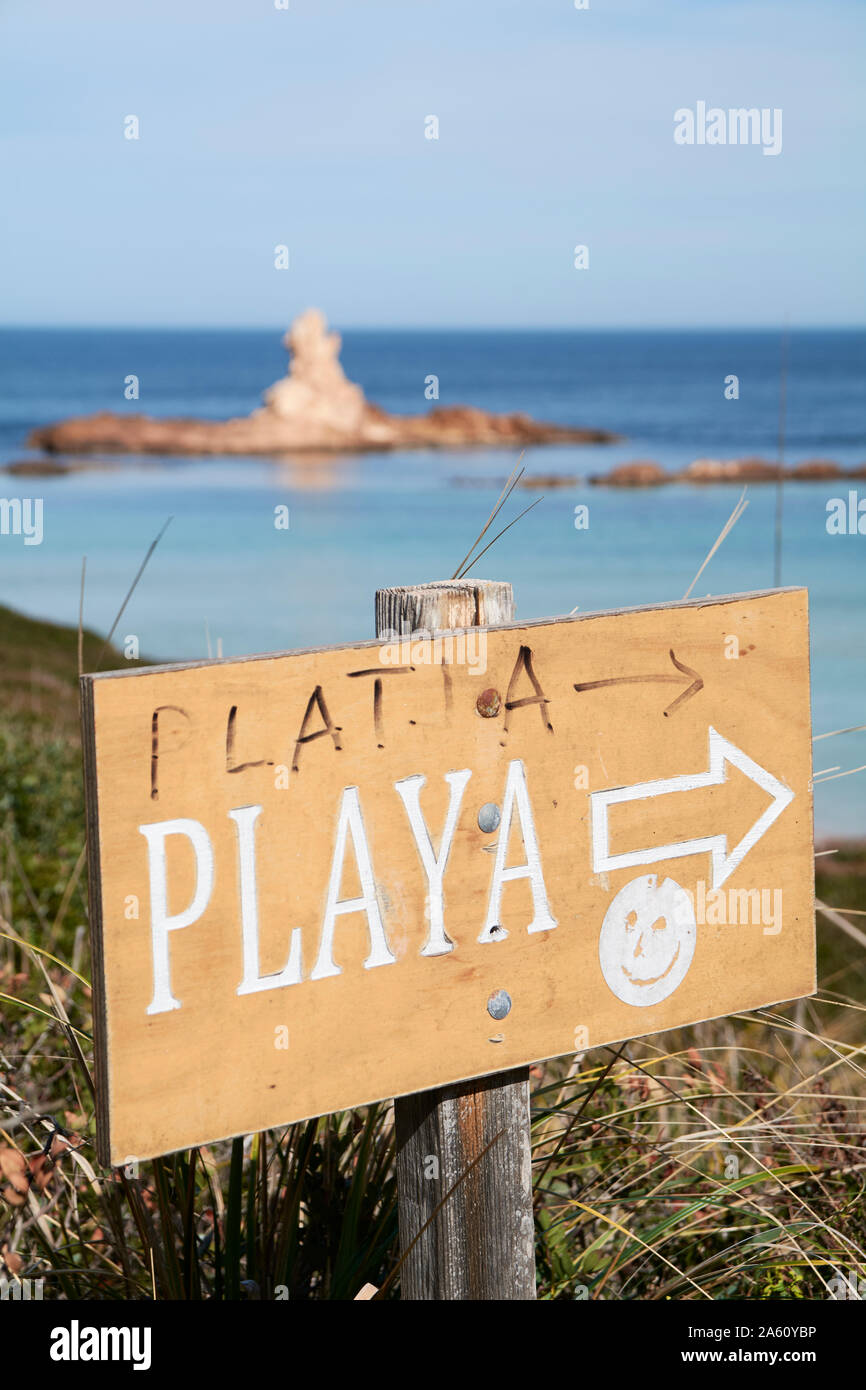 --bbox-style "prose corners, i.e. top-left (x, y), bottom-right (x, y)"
top-left (0, 0), bottom-right (863, 328)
